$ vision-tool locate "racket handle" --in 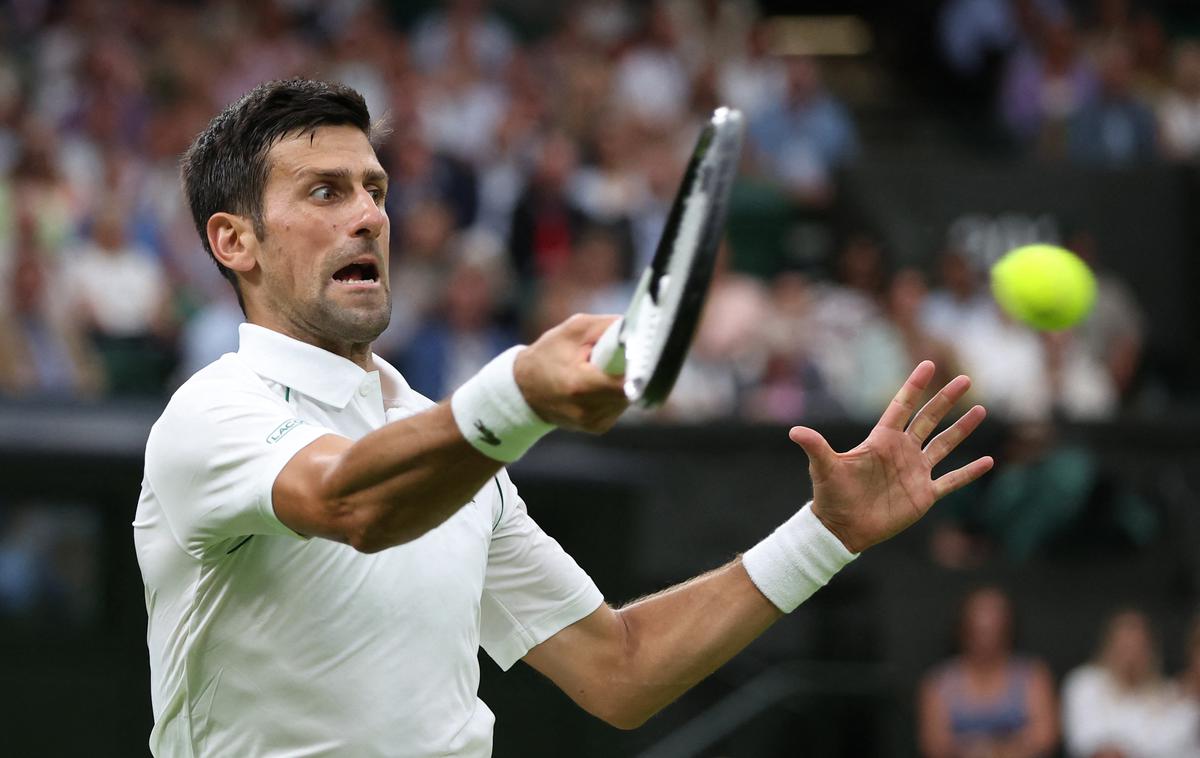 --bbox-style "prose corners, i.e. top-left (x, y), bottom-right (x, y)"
top-left (589, 318), bottom-right (626, 376)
